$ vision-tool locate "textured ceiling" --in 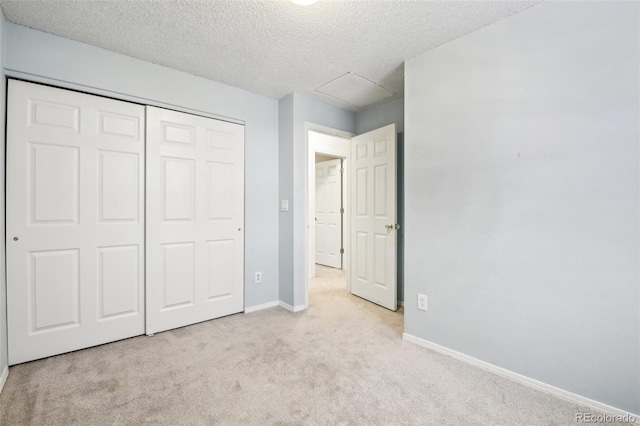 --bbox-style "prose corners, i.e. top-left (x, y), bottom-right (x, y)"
top-left (0, 0), bottom-right (538, 111)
